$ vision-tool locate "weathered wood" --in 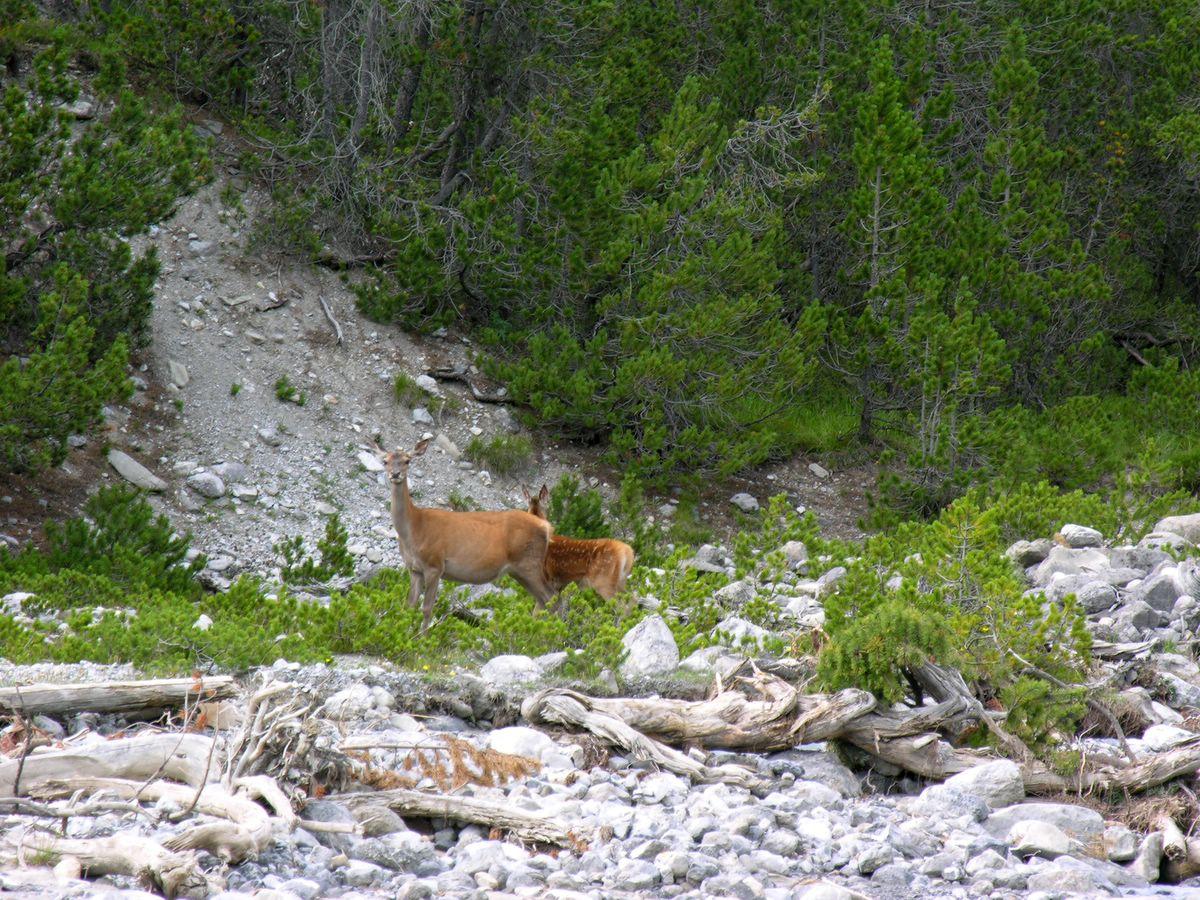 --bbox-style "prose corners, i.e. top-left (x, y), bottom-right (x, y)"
top-left (524, 676), bottom-right (1200, 798)
top-left (0, 831), bottom-right (212, 898)
top-left (0, 732), bottom-right (217, 797)
top-left (0, 677), bottom-right (235, 718)
top-left (34, 775), bottom-right (278, 865)
top-left (332, 787), bottom-right (577, 846)
top-left (521, 689), bottom-right (762, 789)
top-left (571, 686), bottom-right (877, 751)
